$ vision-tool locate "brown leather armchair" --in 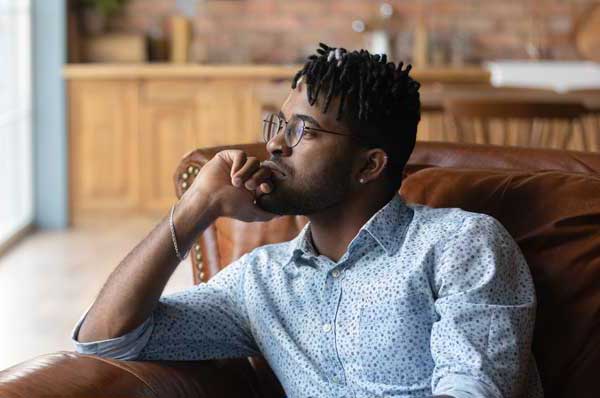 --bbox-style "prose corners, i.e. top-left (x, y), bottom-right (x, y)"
top-left (1, 141), bottom-right (599, 398)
